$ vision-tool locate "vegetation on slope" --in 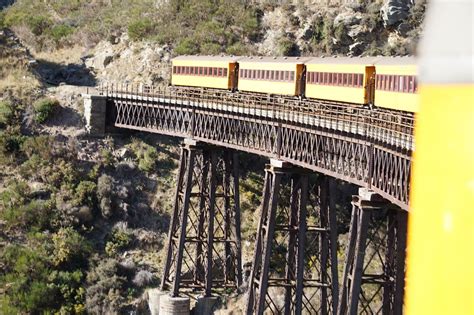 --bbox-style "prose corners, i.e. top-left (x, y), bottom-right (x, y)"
top-left (3, 0), bottom-right (425, 56)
